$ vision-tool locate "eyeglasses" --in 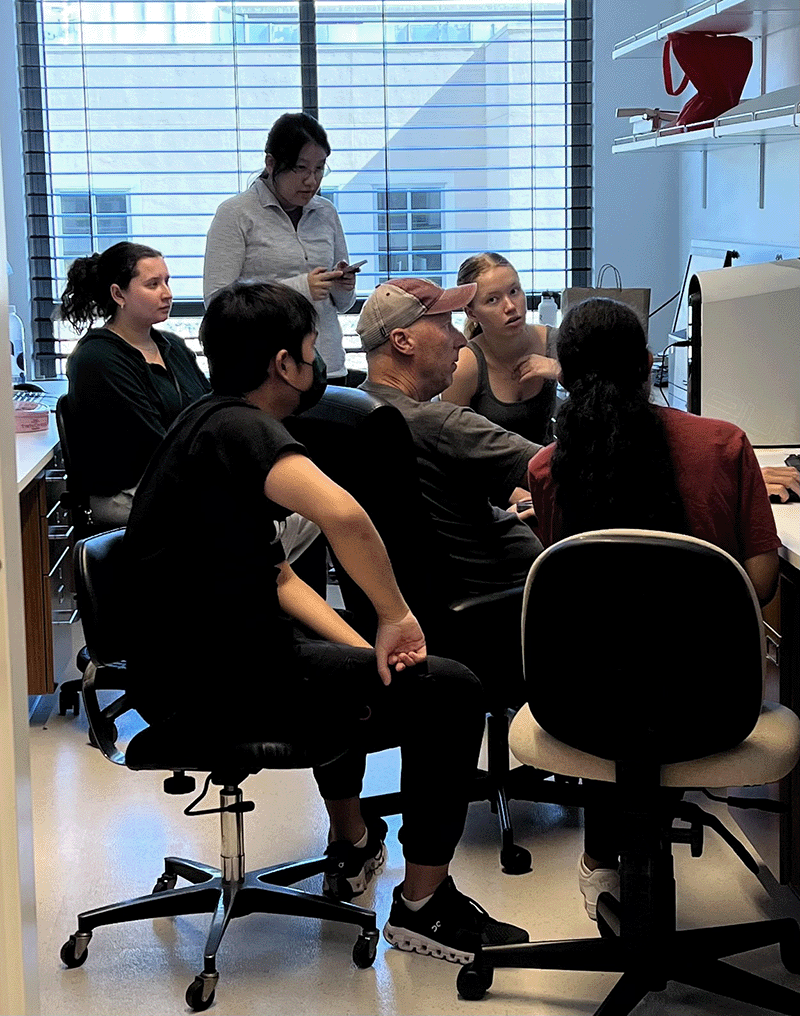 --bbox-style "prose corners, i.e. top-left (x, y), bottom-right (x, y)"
top-left (289, 162), bottom-right (330, 180)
